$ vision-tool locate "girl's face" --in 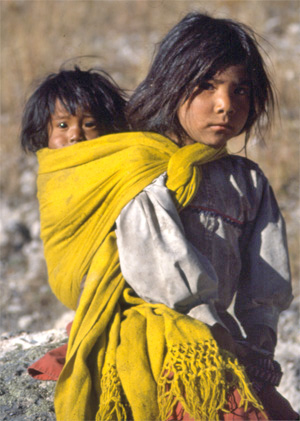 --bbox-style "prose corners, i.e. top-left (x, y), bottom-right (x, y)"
top-left (175, 65), bottom-right (251, 148)
top-left (48, 100), bottom-right (102, 149)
